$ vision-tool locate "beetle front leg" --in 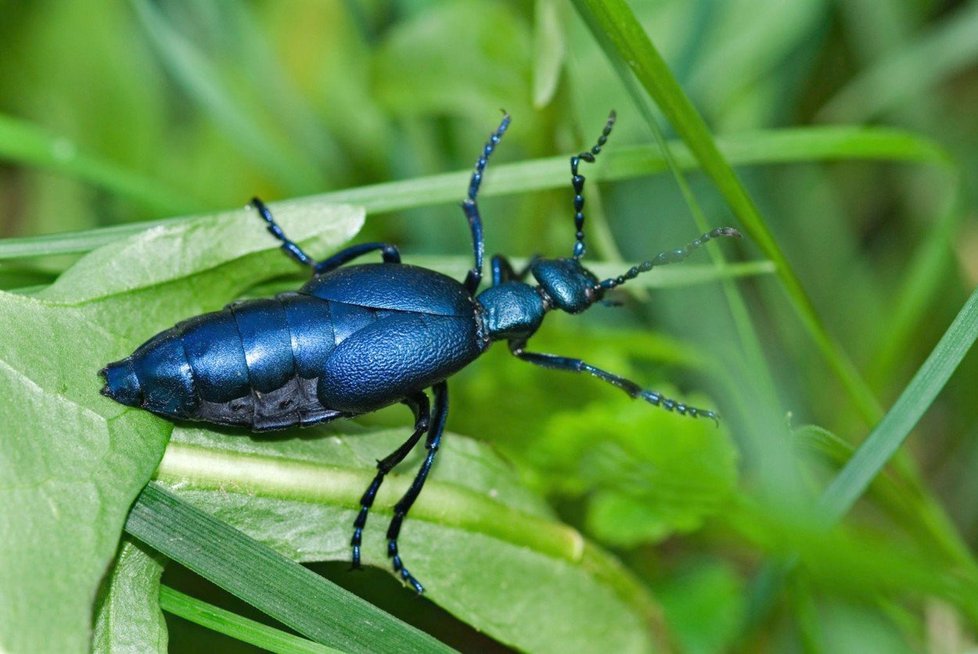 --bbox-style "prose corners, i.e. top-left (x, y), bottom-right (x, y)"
top-left (386, 381), bottom-right (448, 593)
top-left (509, 341), bottom-right (719, 424)
top-left (351, 392), bottom-right (430, 569)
